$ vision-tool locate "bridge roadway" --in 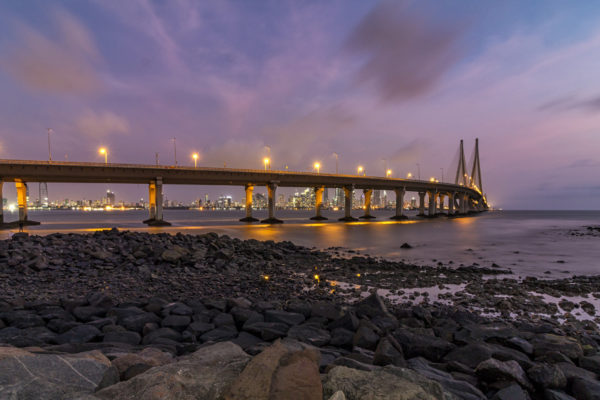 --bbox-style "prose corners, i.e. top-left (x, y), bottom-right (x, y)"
top-left (0, 159), bottom-right (487, 227)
